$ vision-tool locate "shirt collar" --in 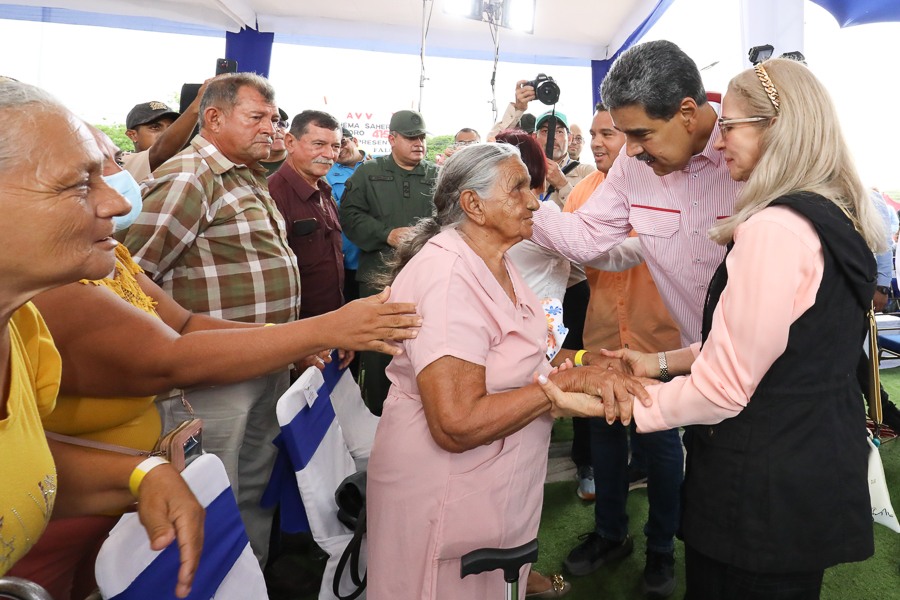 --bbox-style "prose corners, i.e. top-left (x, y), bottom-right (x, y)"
top-left (192, 134), bottom-right (270, 177)
top-left (684, 120), bottom-right (724, 172)
top-left (278, 160), bottom-right (333, 201)
top-left (429, 228), bottom-right (536, 315)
